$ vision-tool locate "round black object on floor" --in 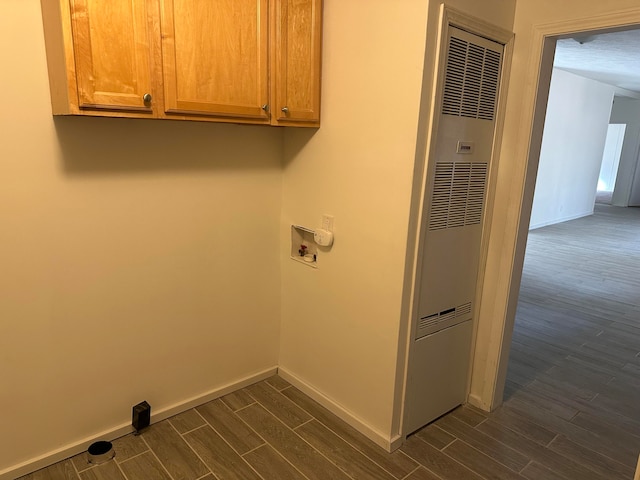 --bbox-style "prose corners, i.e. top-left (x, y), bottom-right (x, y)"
top-left (87, 440), bottom-right (115, 464)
